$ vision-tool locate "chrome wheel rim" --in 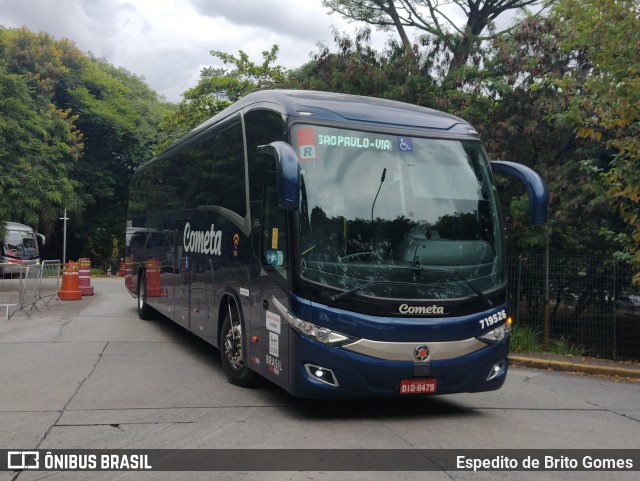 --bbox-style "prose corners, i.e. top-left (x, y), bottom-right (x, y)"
top-left (224, 322), bottom-right (244, 369)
